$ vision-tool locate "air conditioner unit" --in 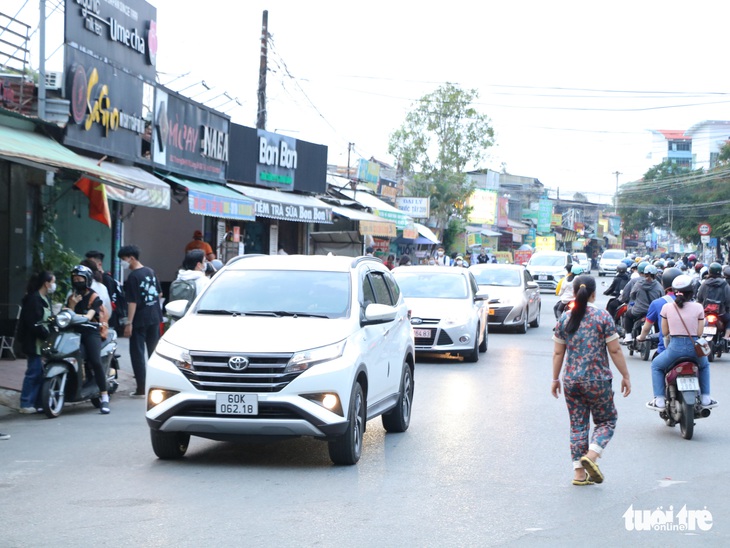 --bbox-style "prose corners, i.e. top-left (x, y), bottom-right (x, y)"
top-left (44, 71), bottom-right (63, 90)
